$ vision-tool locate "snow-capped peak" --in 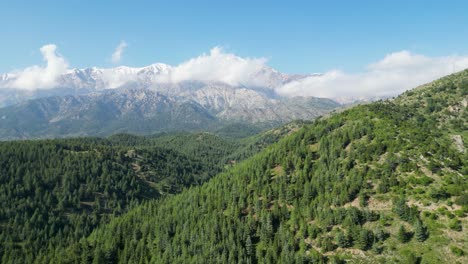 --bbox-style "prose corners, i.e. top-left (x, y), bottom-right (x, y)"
top-left (0, 62), bottom-right (333, 107)
top-left (140, 63), bottom-right (172, 73)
